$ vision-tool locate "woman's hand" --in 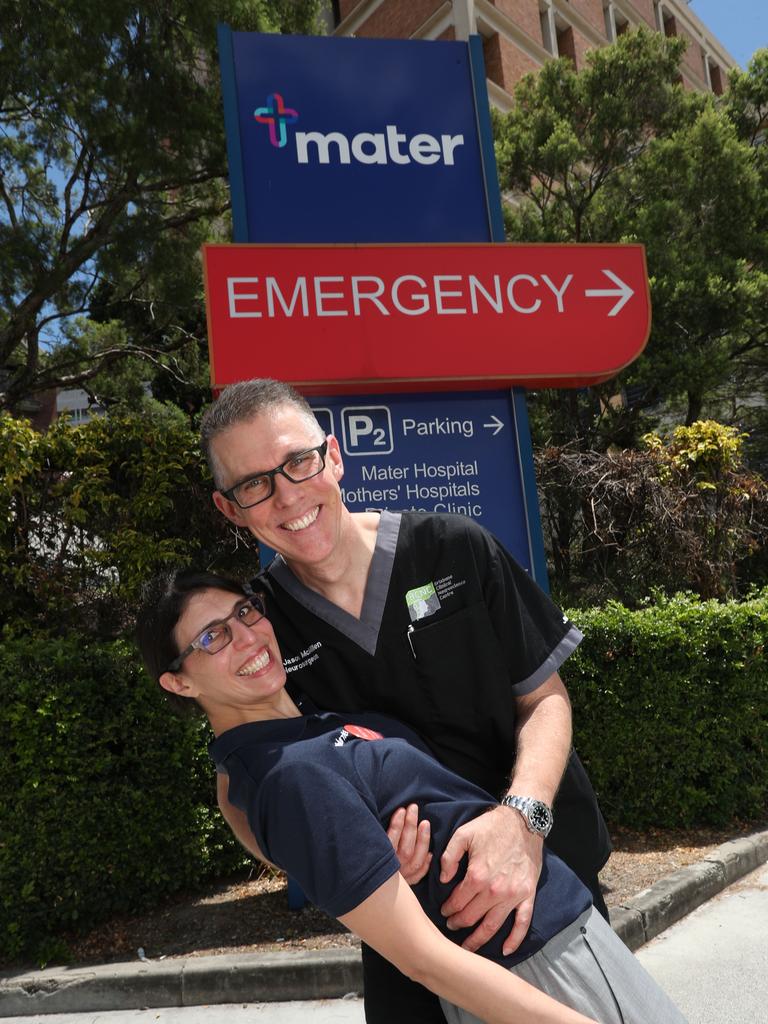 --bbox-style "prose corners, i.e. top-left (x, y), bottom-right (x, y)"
top-left (387, 803), bottom-right (433, 884)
